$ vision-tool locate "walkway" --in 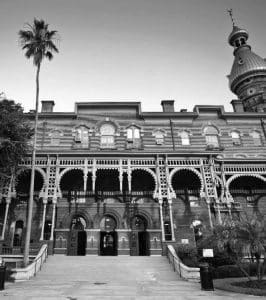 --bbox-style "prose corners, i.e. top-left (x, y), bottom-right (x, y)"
top-left (0, 255), bottom-right (263, 299)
